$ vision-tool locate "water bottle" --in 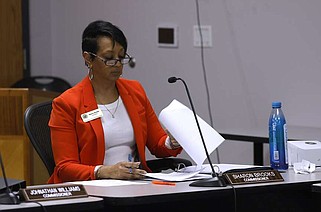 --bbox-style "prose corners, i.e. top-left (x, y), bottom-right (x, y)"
top-left (268, 101), bottom-right (288, 170)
